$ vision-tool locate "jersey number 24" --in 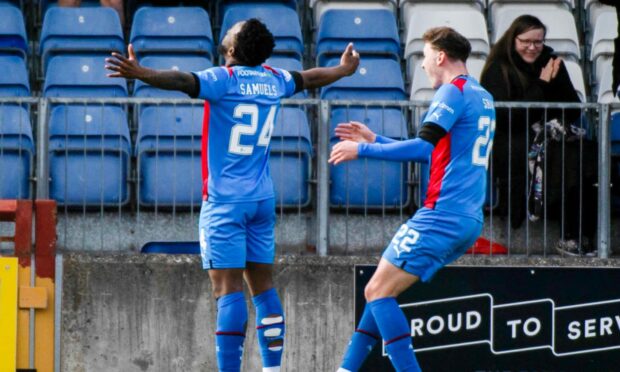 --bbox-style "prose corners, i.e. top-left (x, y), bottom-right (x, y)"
top-left (229, 104), bottom-right (276, 155)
